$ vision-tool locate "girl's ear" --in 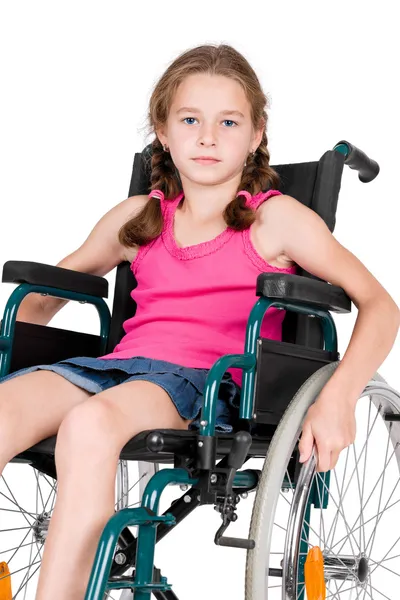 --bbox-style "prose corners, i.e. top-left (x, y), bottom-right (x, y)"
top-left (252, 121), bottom-right (264, 150)
top-left (156, 127), bottom-right (167, 148)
